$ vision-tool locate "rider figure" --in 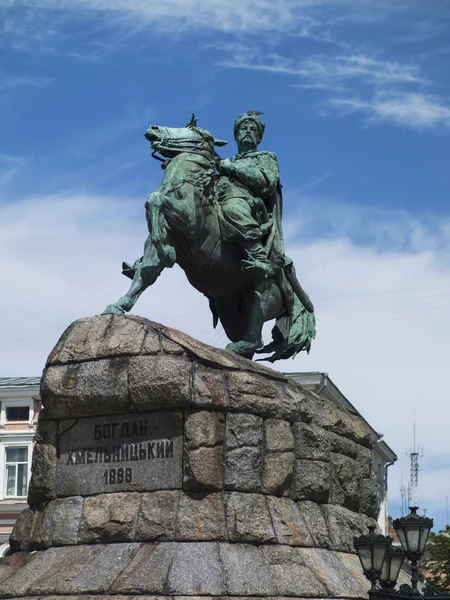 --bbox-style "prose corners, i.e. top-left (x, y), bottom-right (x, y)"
top-left (217, 111), bottom-right (282, 279)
